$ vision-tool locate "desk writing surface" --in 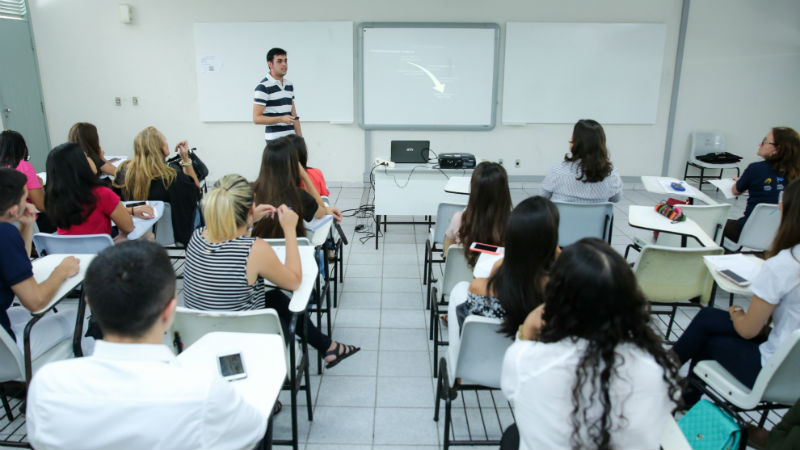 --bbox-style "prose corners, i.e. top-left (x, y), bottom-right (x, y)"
top-left (121, 200), bottom-right (164, 240)
top-left (640, 176), bottom-right (717, 205)
top-left (703, 254), bottom-right (764, 296)
top-left (176, 332), bottom-right (286, 417)
top-left (266, 245), bottom-right (317, 313)
top-left (627, 205), bottom-right (717, 248)
top-left (444, 176), bottom-right (471, 195)
top-left (473, 249), bottom-right (504, 278)
top-left (305, 215), bottom-right (333, 247)
top-left (29, 254), bottom-right (95, 315)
